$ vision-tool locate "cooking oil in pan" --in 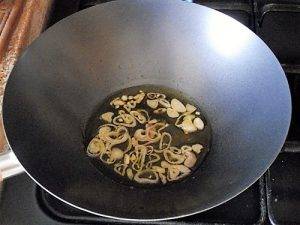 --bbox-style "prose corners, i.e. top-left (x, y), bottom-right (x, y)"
top-left (85, 85), bottom-right (211, 187)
